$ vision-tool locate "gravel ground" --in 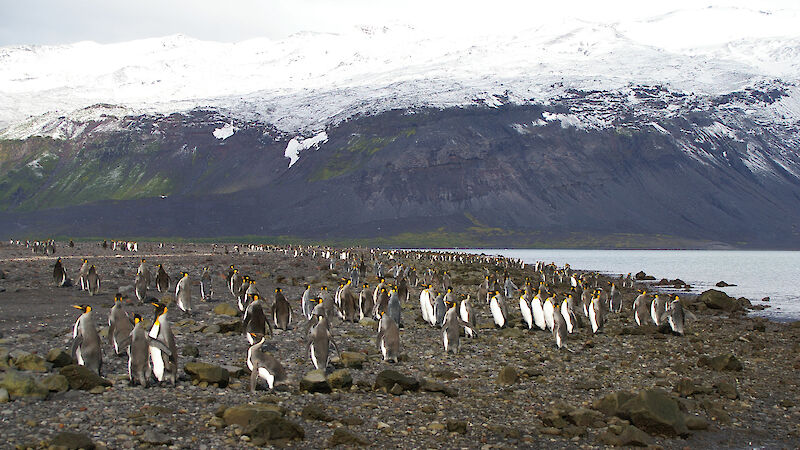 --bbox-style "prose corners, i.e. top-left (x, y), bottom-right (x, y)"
top-left (0, 241), bottom-right (799, 449)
